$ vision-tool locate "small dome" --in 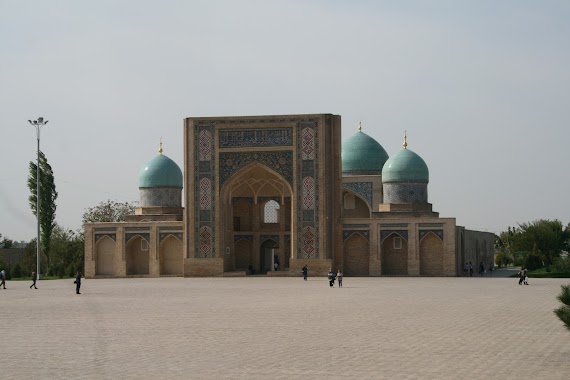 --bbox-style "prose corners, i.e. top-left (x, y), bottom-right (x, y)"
top-left (382, 148), bottom-right (429, 183)
top-left (342, 130), bottom-right (389, 174)
top-left (138, 154), bottom-right (183, 188)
